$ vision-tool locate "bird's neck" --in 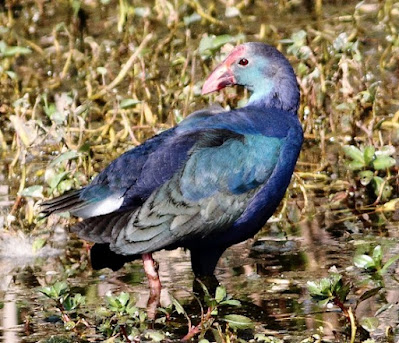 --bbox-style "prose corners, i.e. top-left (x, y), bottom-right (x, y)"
top-left (247, 75), bottom-right (299, 115)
